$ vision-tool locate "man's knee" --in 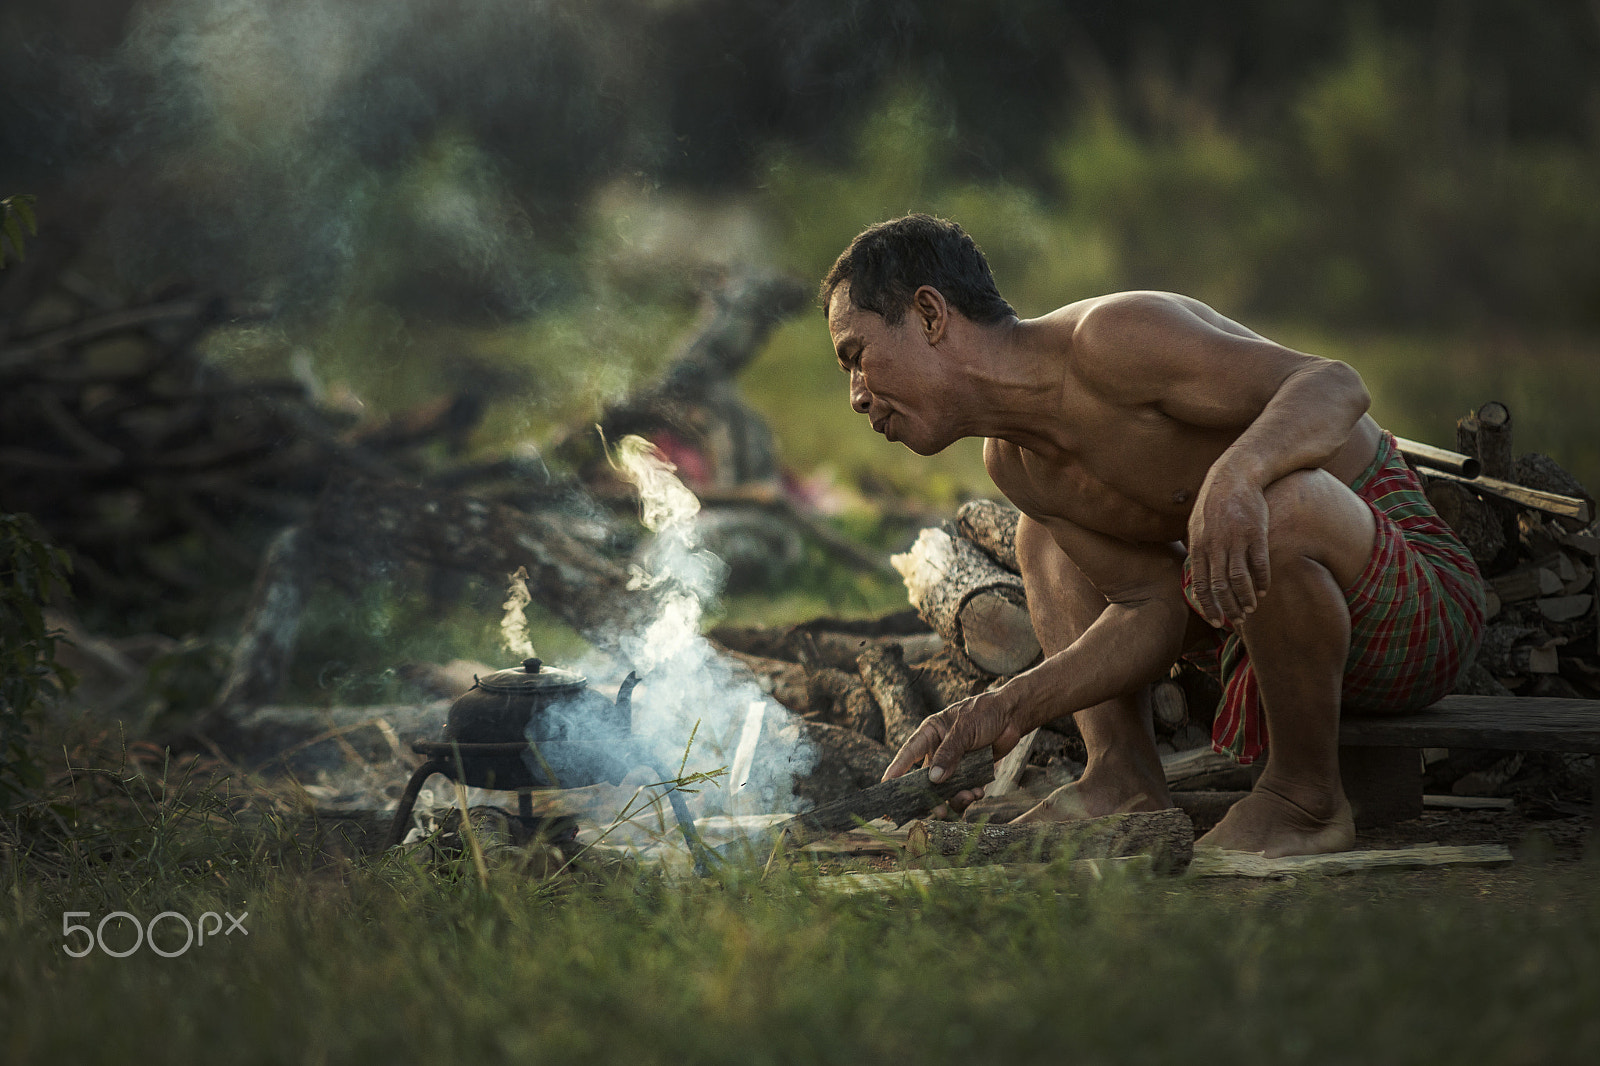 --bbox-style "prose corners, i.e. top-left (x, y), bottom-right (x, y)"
top-left (1262, 470), bottom-right (1376, 587)
top-left (1016, 515), bottom-right (1106, 643)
